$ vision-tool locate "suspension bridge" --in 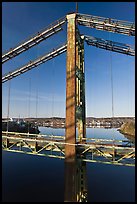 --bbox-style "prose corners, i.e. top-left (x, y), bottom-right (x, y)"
top-left (2, 11), bottom-right (135, 202)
